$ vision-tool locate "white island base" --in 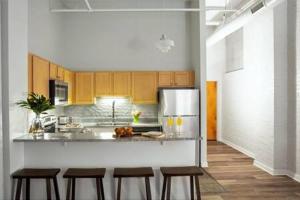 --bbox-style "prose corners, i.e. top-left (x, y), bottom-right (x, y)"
top-left (22, 140), bottom-right (197, 200)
